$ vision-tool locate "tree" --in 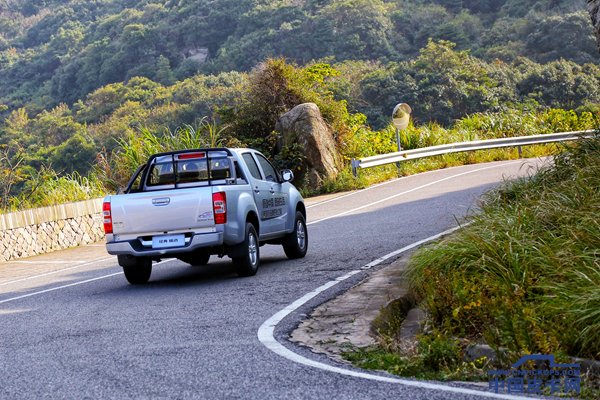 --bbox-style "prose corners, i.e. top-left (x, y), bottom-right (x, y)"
top-left (154, 55), bottom-right (175, 86)
top-left (0, 143), bottom-right (27, 209)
